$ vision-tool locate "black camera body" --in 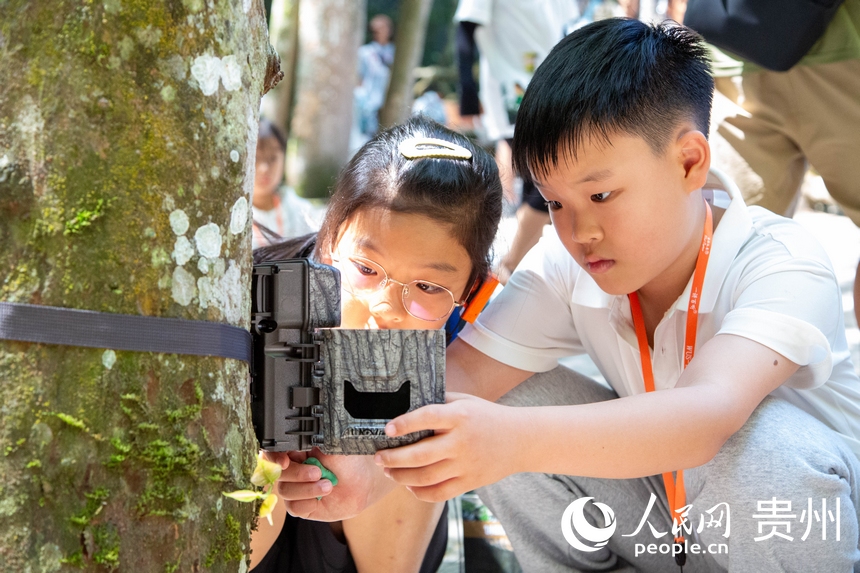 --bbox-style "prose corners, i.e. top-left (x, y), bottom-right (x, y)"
top-left (250, 259), bottom-right (445, 455)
